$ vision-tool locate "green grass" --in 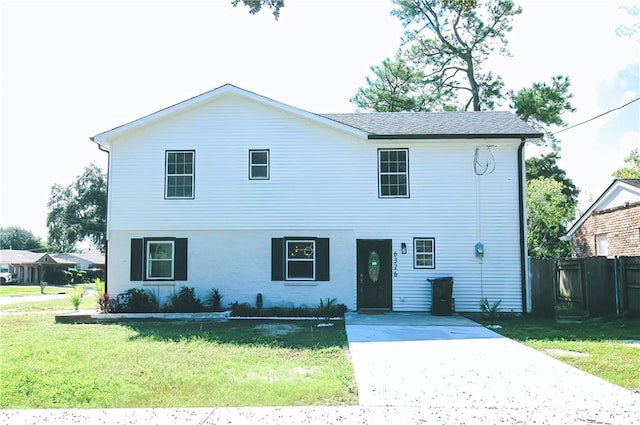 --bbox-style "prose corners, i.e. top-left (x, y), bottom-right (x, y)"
top-left (0, 296), bottom-right (97, 313)
top-left (0, 314), bottom-right (357, 408)
top-left (474, 315), bottom-right (640, 392)
top-left (0, 284), bottom-right (71, 297)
